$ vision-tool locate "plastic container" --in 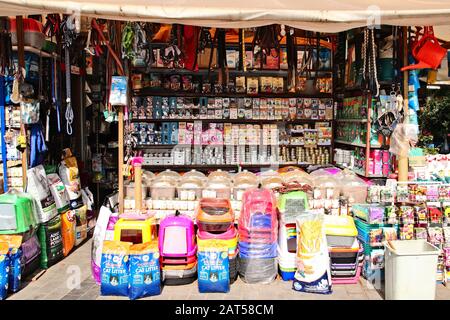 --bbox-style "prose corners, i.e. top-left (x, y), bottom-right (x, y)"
top-left (339, 175), bottom-right (368, 204)
top-left (150, 177), bottom-right (176, 200)
top-left (183, 169), bottom-right (207, 182)
top-left (324, 215), bottom-right (358, 247)
top-left (196, 198), bottom-right (234, 232)
top-left (233, 176), bottom-right (258, 201)
top-left (10, 18), bottom-right (45, 49)
top-left (208, 169), bottom-right (232, 181)
top-left (177, 177), bottom-right (204, 200)
top-left (124, 181), bottom-right (147, 199)
top-left (157, 169), bottom-right (180, 182)
top-left (203, 177), bottom-right (233, 199)
top-left (260, 176), bottom-right (283, 190)
top-left (384, 240), bottom-right (440, 300)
